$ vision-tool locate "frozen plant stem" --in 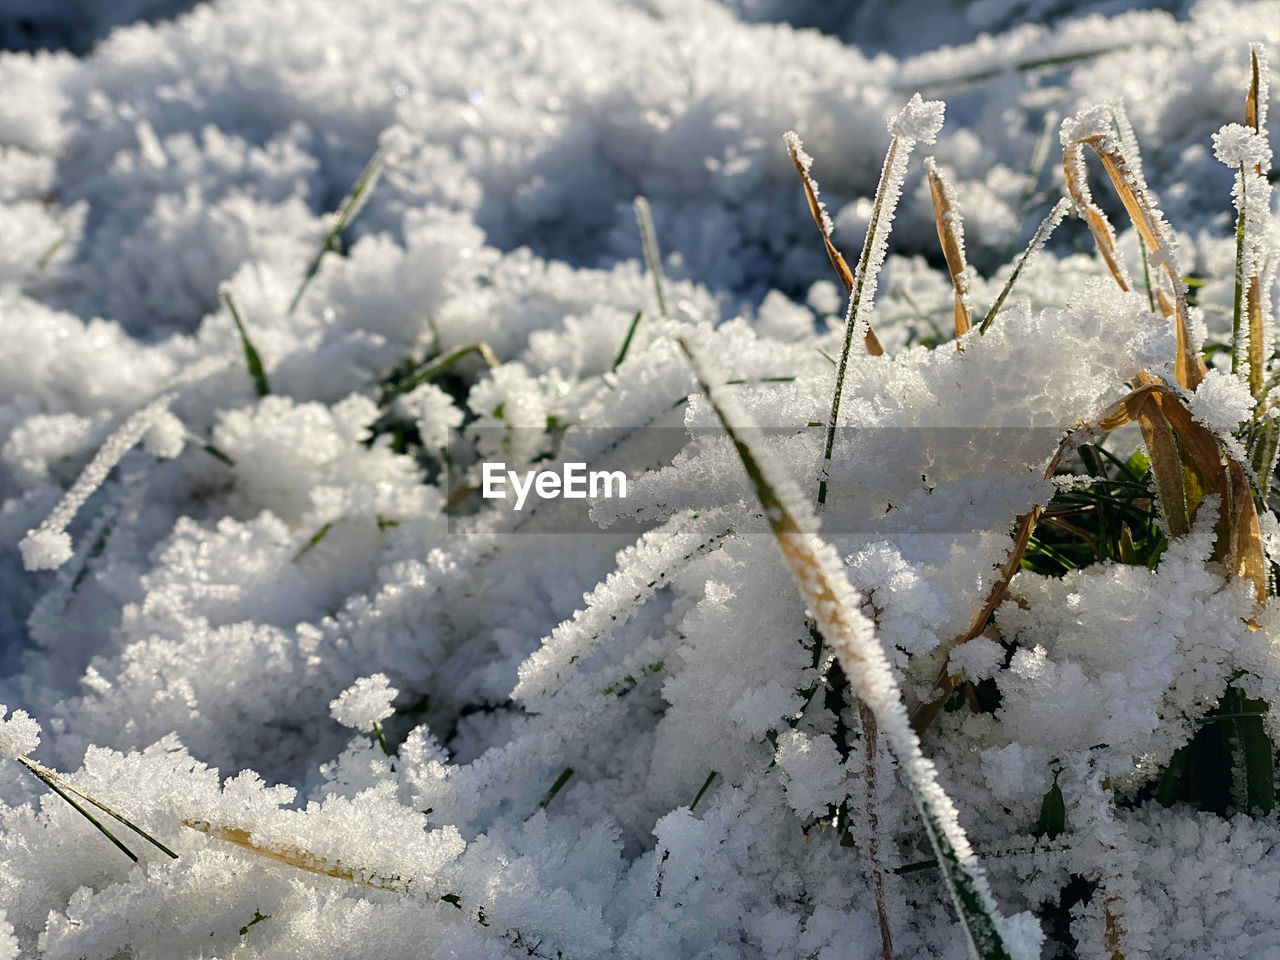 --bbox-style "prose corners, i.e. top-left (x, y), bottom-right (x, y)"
top-left (817, 94), bottom-right (944, 508)
top-left (979, 198), bottom-right (1070, 334)
top-left (20, 394), bottom-right (179, 571)
top-left (633, 196), bottom-right (668, 318)
top-left (538, 767), bottom-right (574, 808)
top-left (380, 342), bottom-right (499, 406)
top-left (680, 336), bottom-right (1024, 960)
top-left (689, 770), bottom-right (717, 811)
top-left (612, 309), bottom-right (644, 371)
